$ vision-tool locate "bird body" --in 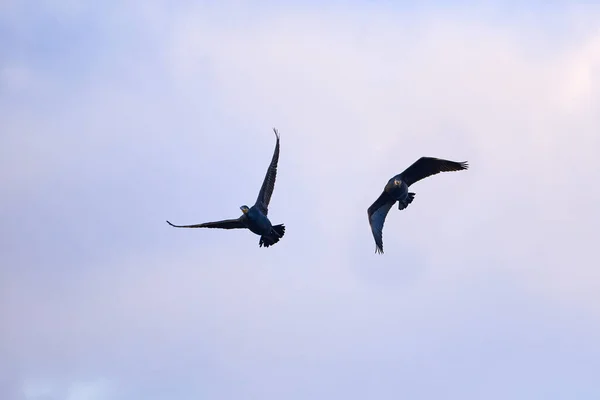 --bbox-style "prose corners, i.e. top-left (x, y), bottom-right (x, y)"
top-left (243, 205), bottom-right (272, 235)
top-left (240, 204), bottom-right (285, 247)
top-left (383, 176), bottom-right (413, 210)
top-left (166, 128), bottom-right (285, 248)
top-left (367, 157), bottom-right (468, 254)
